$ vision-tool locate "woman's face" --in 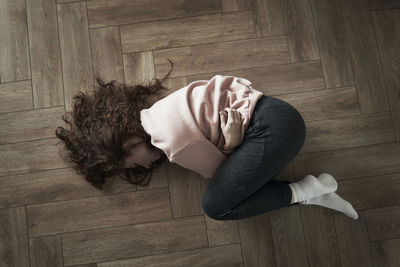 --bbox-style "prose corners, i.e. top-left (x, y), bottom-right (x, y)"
top-left (122, 136), bottom-right (162, 169)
